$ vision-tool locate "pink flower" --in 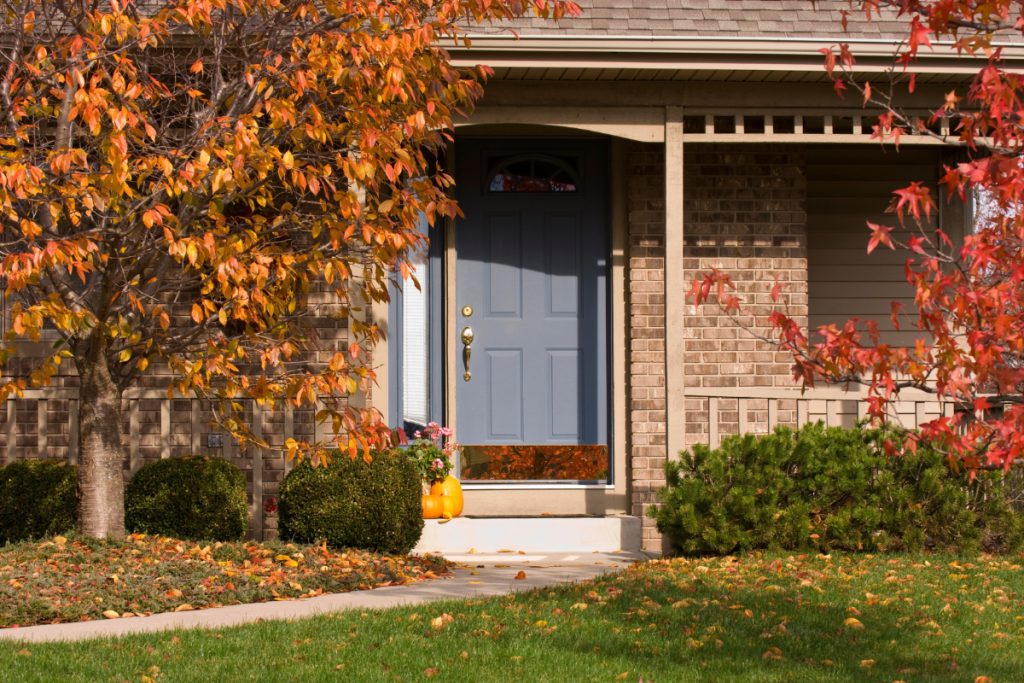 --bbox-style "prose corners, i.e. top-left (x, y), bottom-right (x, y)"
top-left (431, 458), bottom-right (444, 470)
